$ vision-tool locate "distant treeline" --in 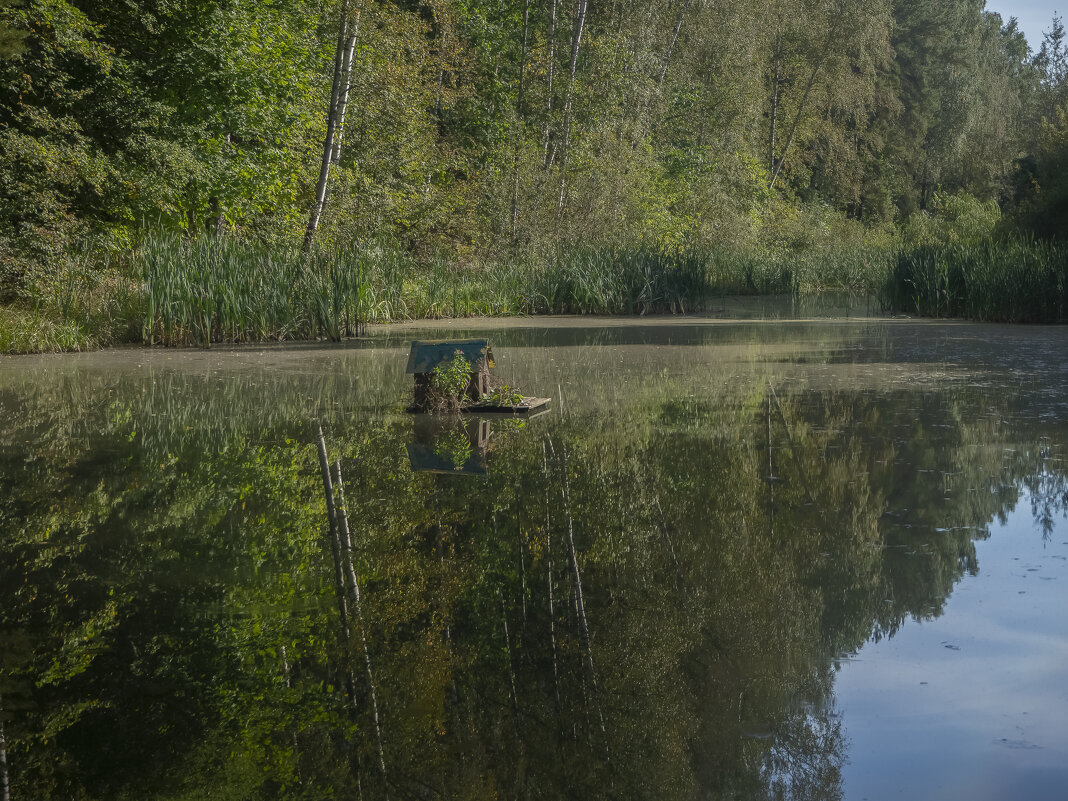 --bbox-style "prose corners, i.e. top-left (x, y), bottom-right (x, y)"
top-left (0, 0), bottom-right (1066, 340)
